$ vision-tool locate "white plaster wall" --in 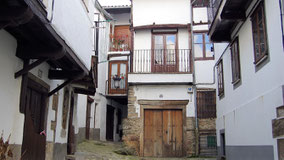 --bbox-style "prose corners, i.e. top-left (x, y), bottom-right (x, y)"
top-left (48, 0), bottom-right (94, 69)
top-left (128, 74), bottom-right (193, 84)
top-left (93, 93), bottom-right (107, 141)
top-left (214, 0), bottom-right (284, 158)
top-left (134, 30), bottom-right (152, 50)
top-left (133, 0), bottom-right (191, 26)
top-left (132, 85), bottom-right (195, 117)
top-left (195, 60), bottom-right (216, 89)
top-left (193, 7), bottom-right (208, 24)
top-left (76, 94), bottom-right (88, 129)
top-left (0, 30), bottom-right (24, 144)
top-left (112, 13), bottom-right (131, 26)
